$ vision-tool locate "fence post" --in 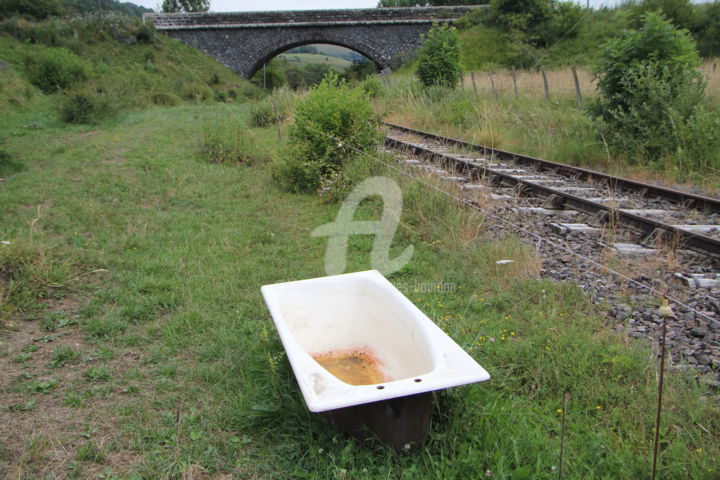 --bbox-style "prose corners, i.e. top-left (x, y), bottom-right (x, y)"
top-left (541, 67), bottom-right (550, 101)
top-left (489, 72), bottom-right (498, 101)
top-left (470, 72), bottom-right (479, 98)
top-left (511, 68), bottom-right (519, 99)
top-left (571, 66), bottom-right (582, 106)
